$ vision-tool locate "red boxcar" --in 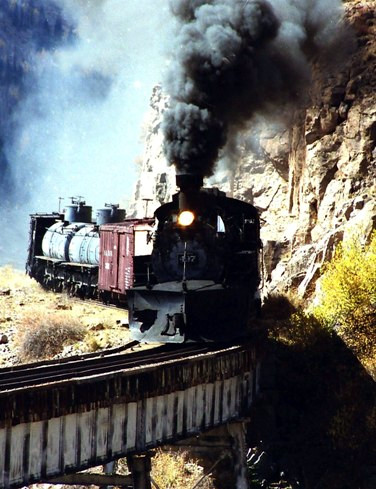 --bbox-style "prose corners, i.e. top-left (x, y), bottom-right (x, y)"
top-left (98, 219), bottom-right (154, 304)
